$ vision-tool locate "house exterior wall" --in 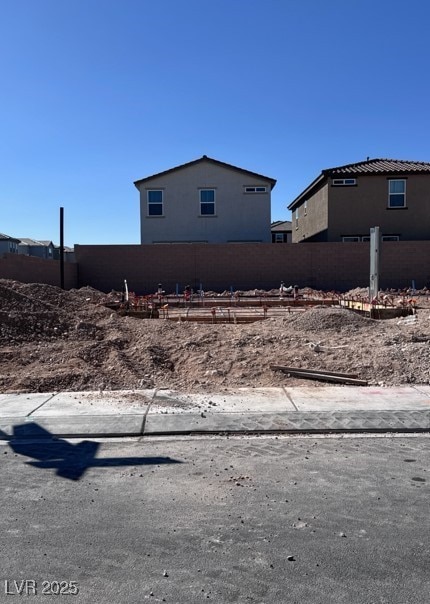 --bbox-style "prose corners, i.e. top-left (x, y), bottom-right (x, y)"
top-left (271, 231), bottom-right (292, 243)
top-left (328, 174), bottom-right (430, 241)
top-left (137, 161), bottom-right (272, 243)
top-left (0, 240), bottom-right (19, 254)
top-left (18, 244), bottom-right (55, 259)
top-left (292, 183), bottom-right (329, 243)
